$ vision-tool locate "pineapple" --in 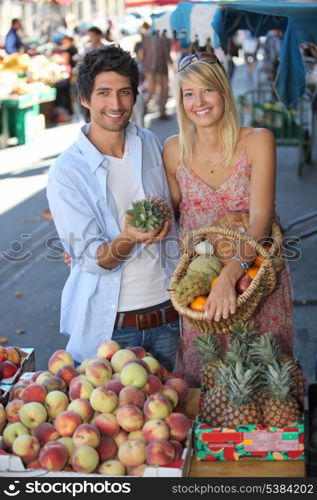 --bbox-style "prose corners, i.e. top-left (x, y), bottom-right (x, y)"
top-left (126, 197), bottom-right (171, 232)
top-left (193, 332), bottom-right (223, 388)
top-left (225, 338), bottom-right (251, 368)
top-left (201, 363), bottom-right (229, 427)
top-left (221, 361), bottom-right (262, 427)
top-left (262, 361), bottom-right (301, 426)
top-left (249, 332), bottom-right (307, 406)
top-left (231, 320), bottom-right (258, 345)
